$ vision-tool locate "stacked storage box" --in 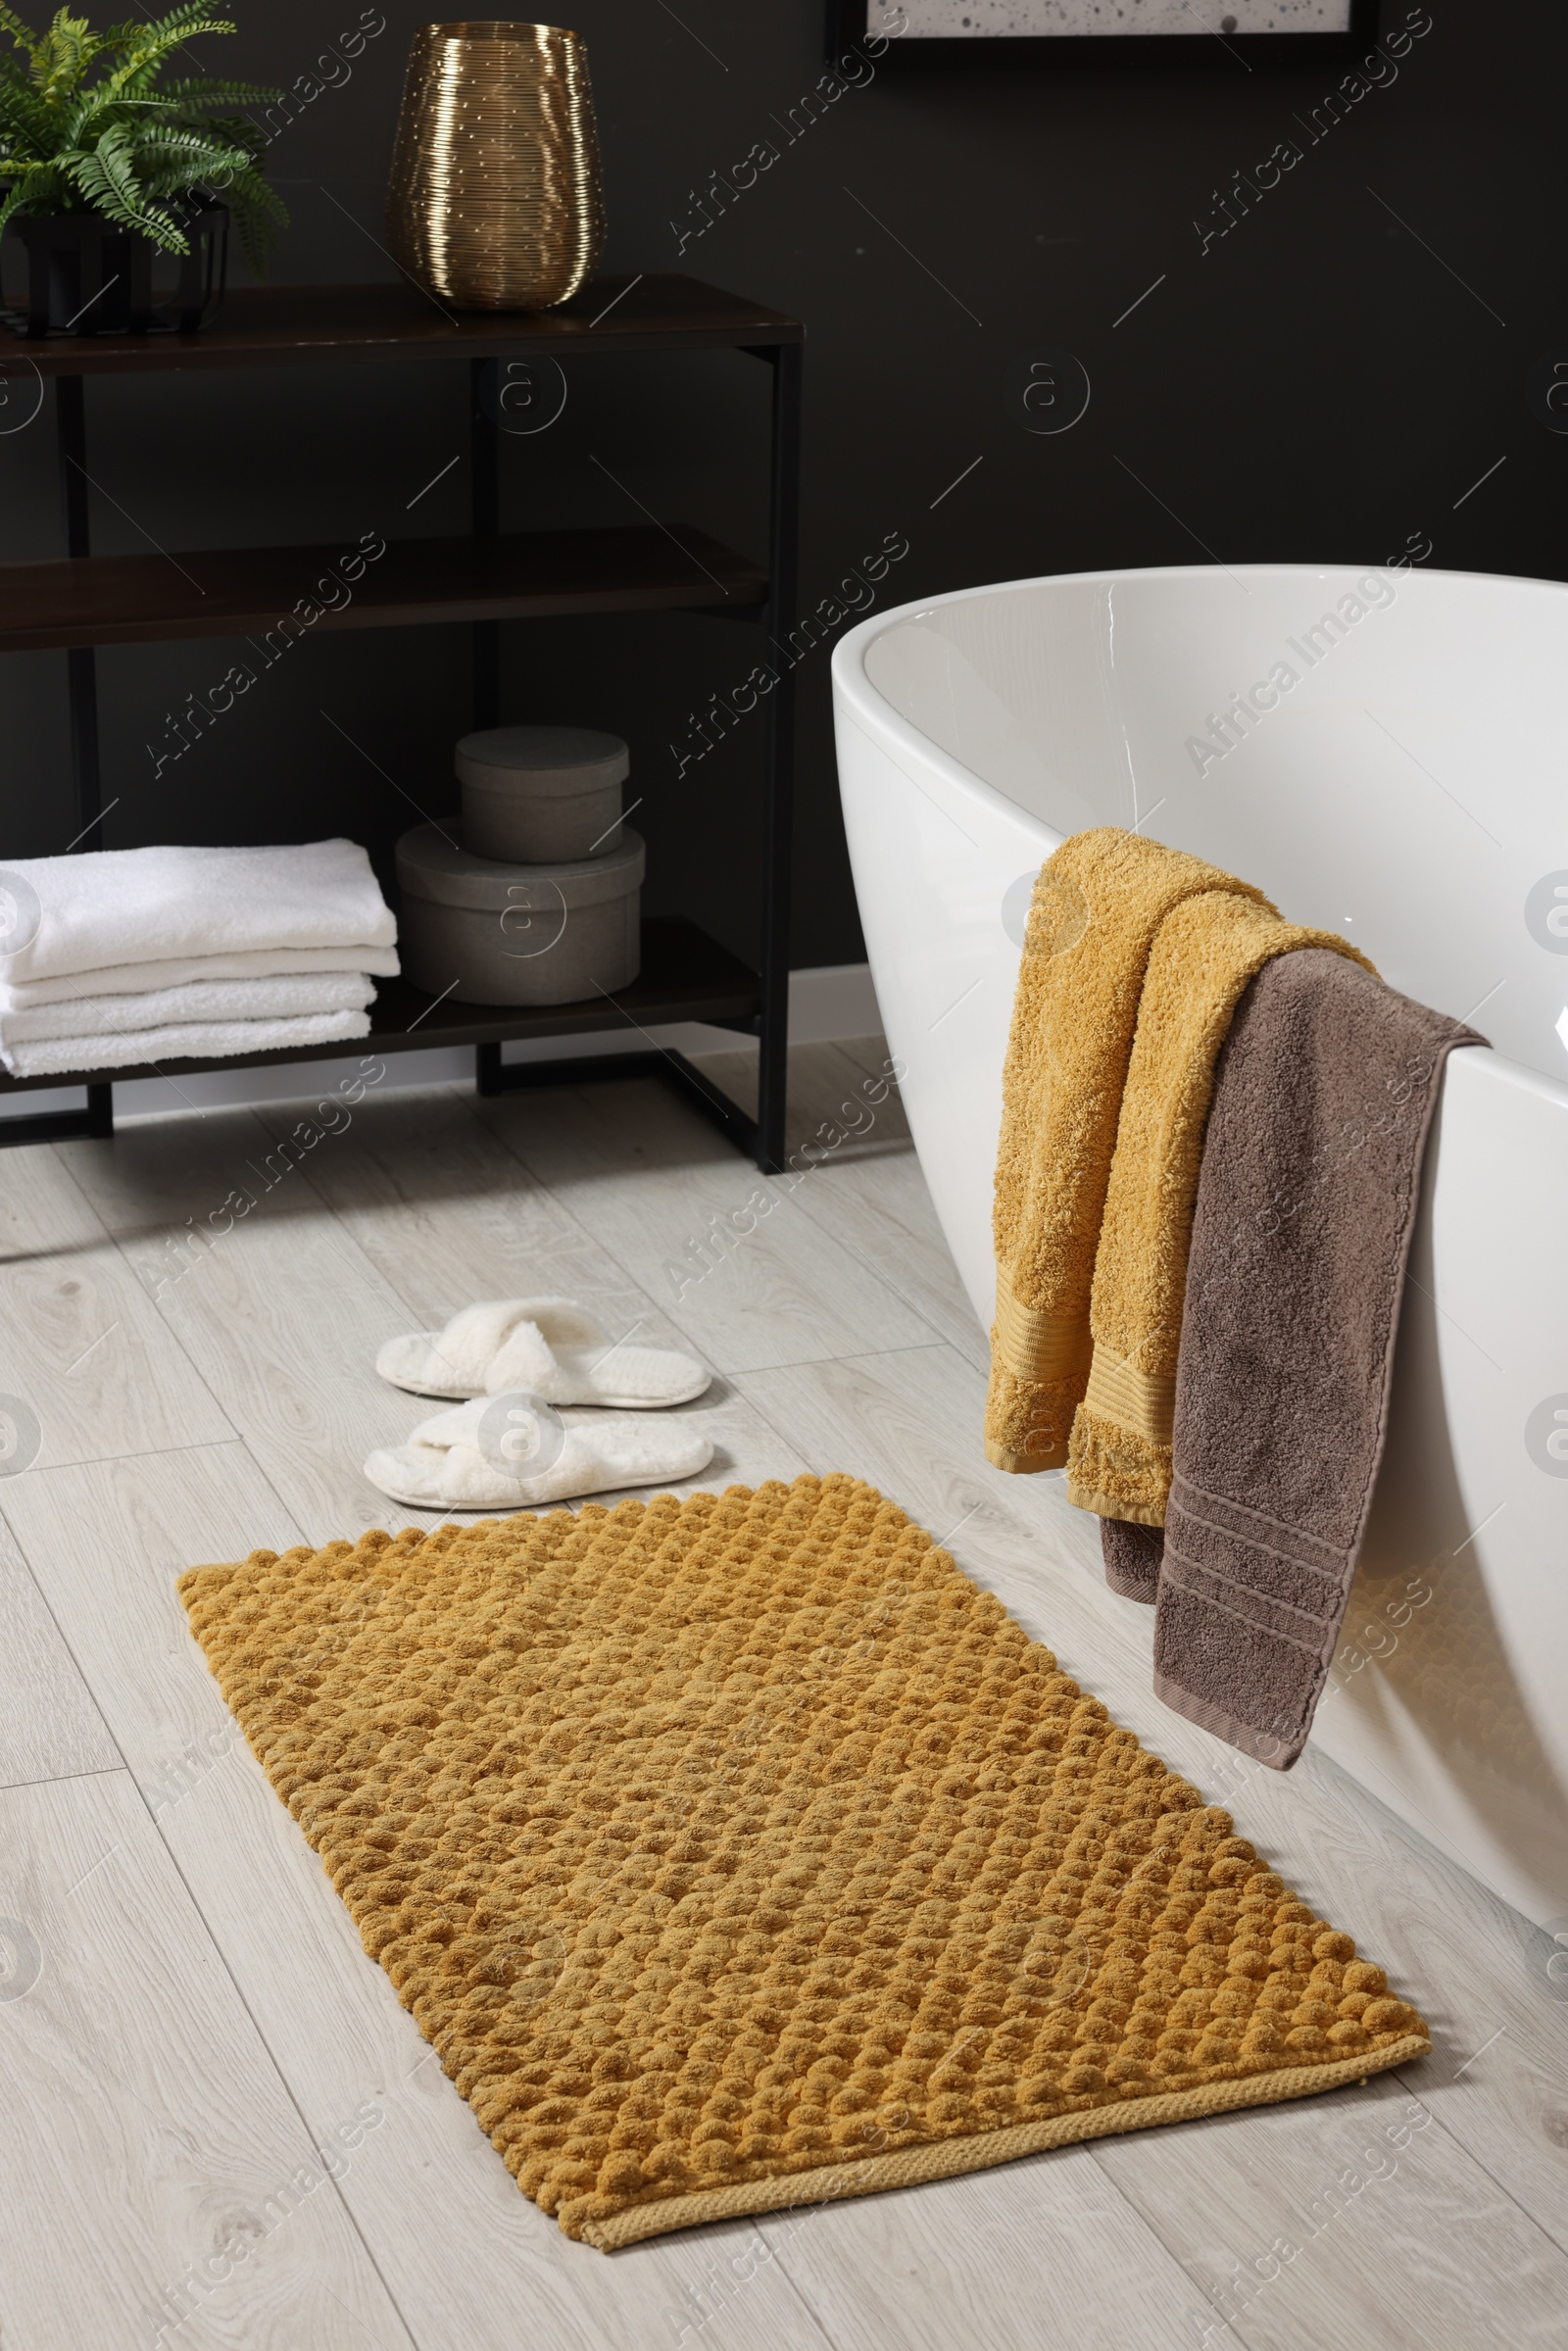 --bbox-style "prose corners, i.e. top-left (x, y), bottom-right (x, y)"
top-left (396, 726), bottom-right (643, 1006)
